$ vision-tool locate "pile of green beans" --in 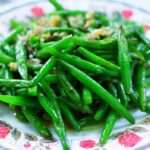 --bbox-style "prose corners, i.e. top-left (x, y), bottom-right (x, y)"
top-left (0, 0), bottom-right (150, 149)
